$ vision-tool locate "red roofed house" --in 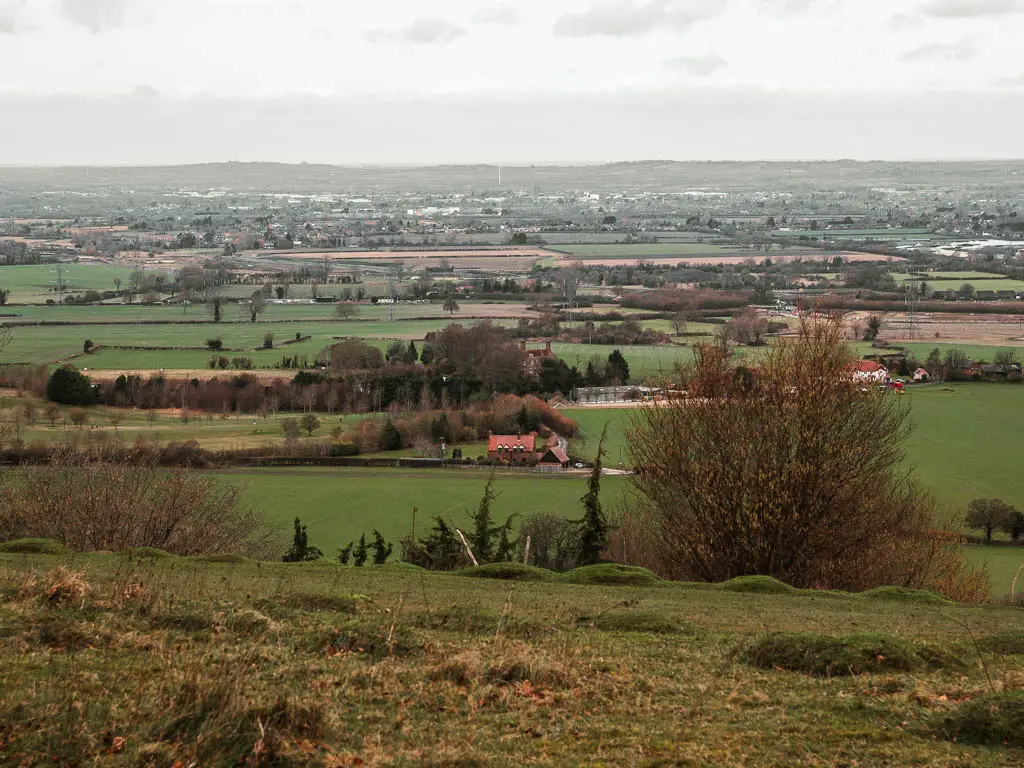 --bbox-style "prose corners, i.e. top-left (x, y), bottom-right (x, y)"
top-left (487, 432), bottom-right (541, 464)
top-left (851, 360), bottom-right (889, 383)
